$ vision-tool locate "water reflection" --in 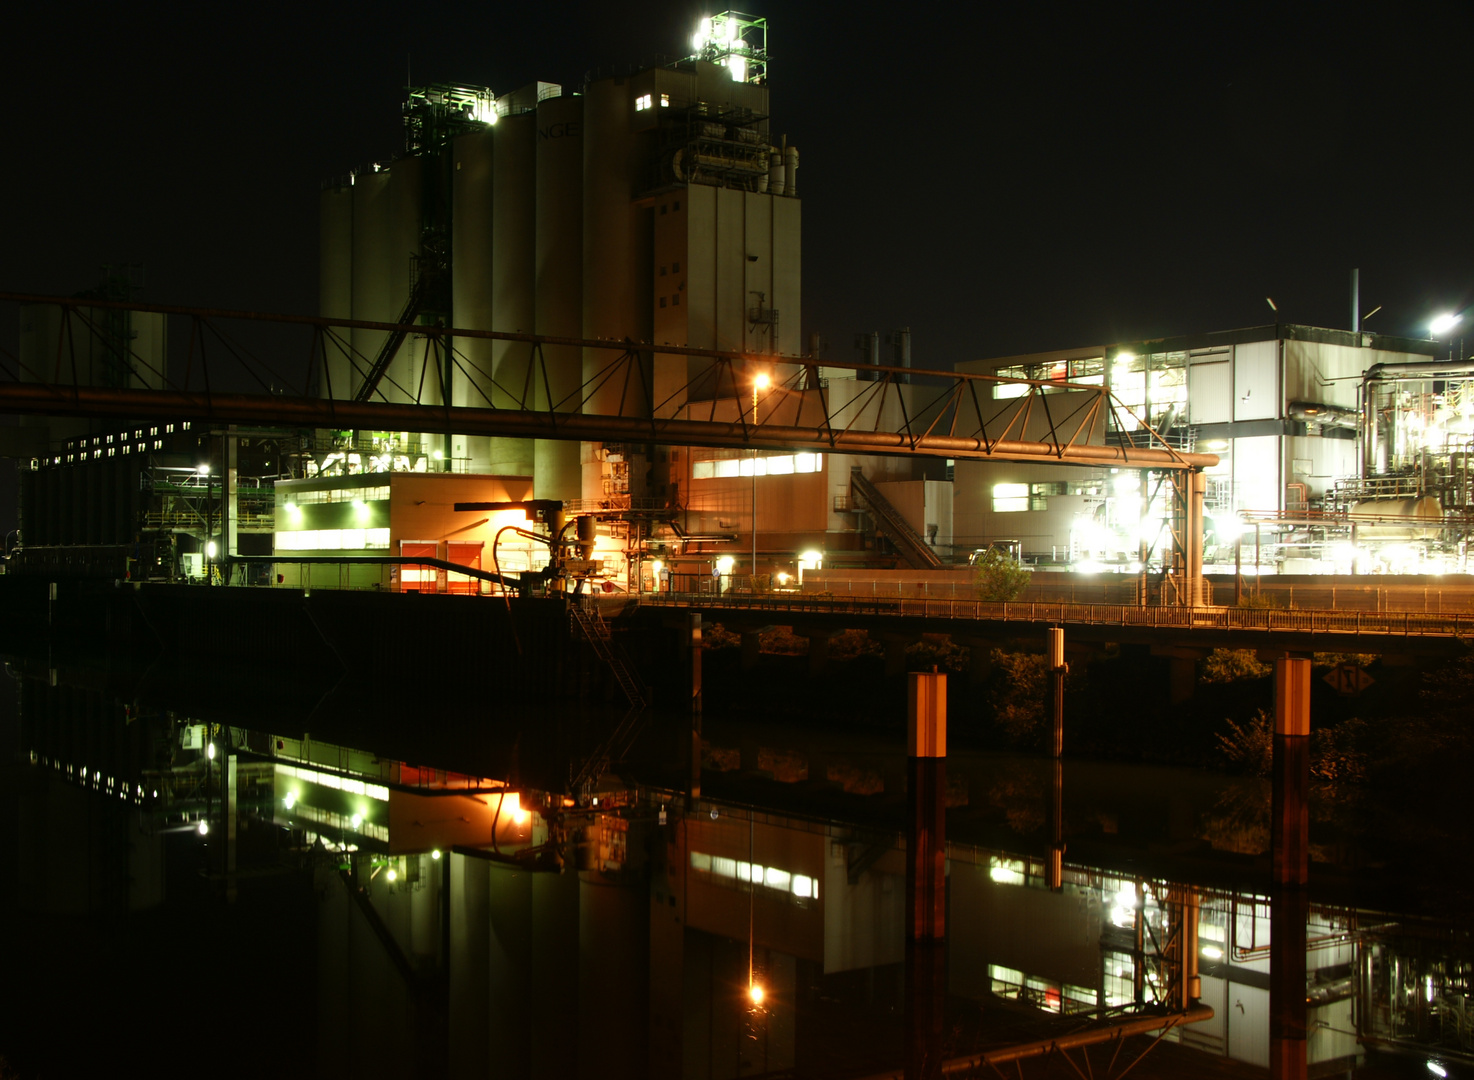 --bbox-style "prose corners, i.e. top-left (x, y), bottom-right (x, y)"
top-left (2, 665), bottom-right (1471, 1079)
